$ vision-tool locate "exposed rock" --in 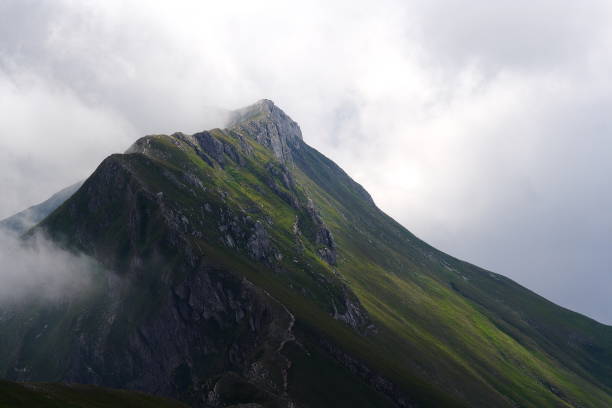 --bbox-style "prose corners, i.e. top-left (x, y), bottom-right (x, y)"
top-left (193, 131), bottom-right (226, 165)
top-left (265, 162), bottom-right (301, 209)
top-left (305, 198), bottom-right (337, 266)
top-left (227, 100), bottom-right (302, 164)
top-left (317, 247), bottom-right (337, 266)
top-left (332, 284), bottom-right (376, 335)
top-left (247, 221), bottom-right (272, 261)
